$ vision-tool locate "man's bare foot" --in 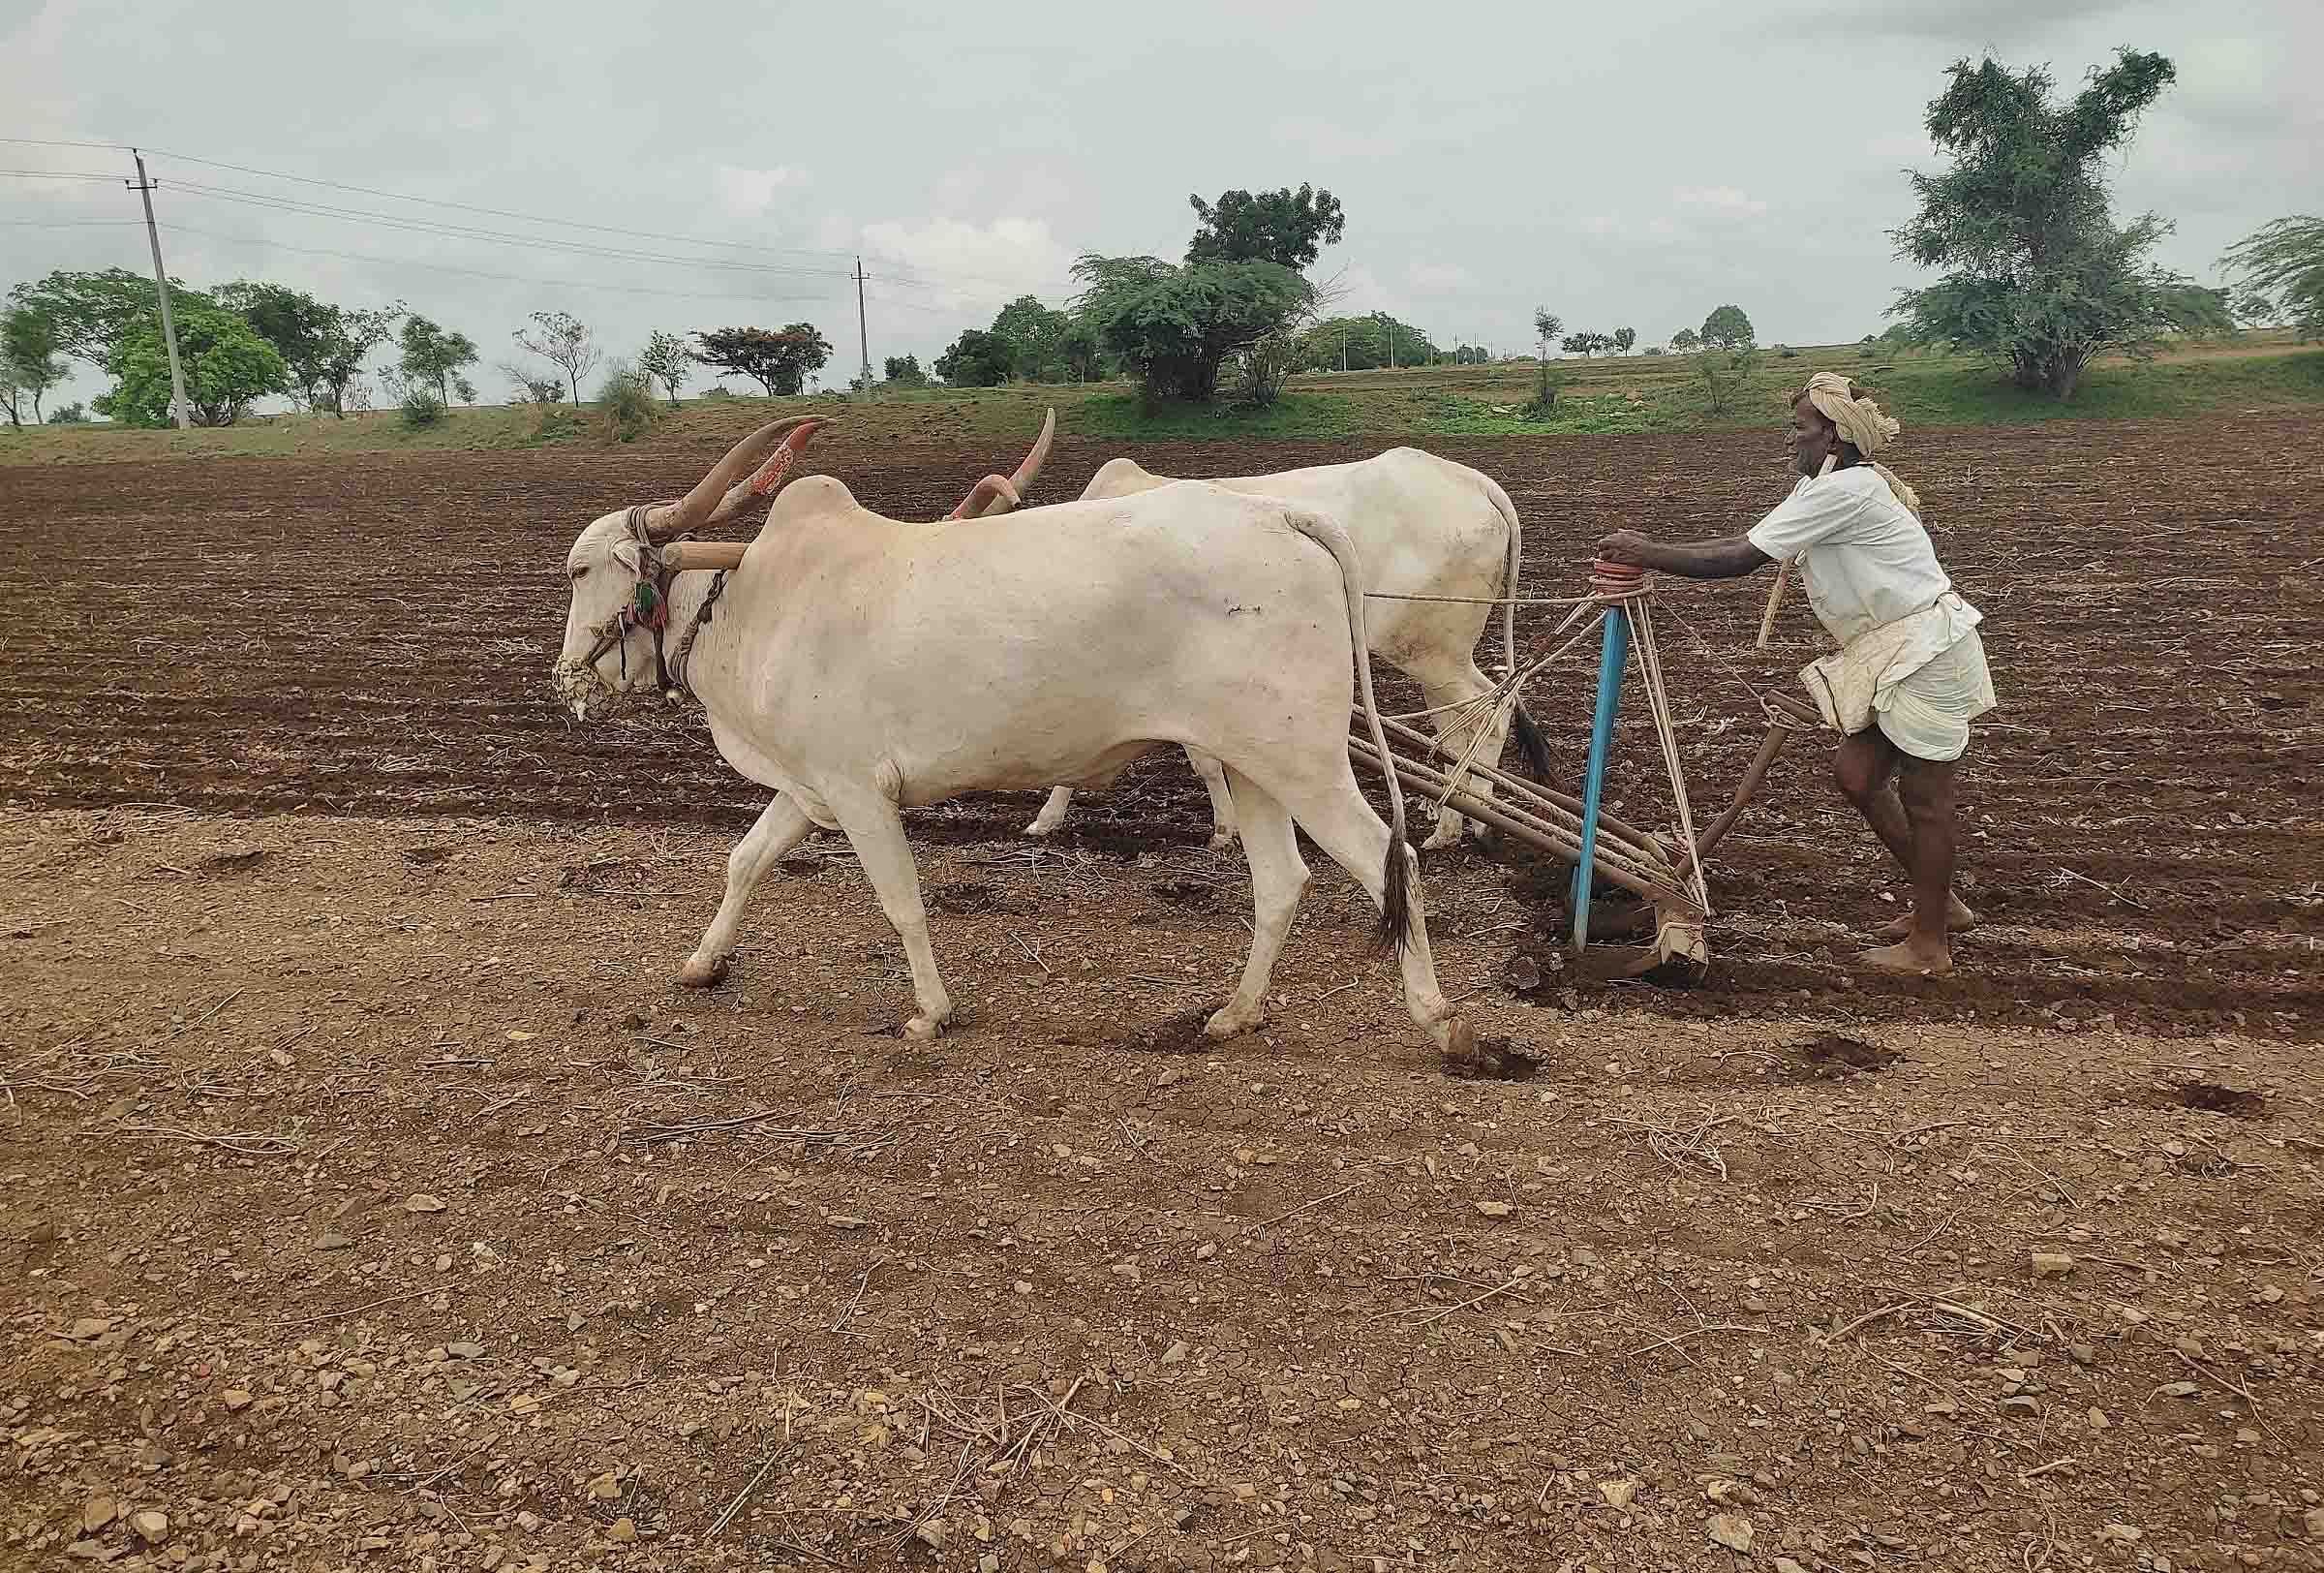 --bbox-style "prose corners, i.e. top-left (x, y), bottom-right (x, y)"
top-left (1877, 894), bottom-right (1975, 941)
top-left (1856, 939), bottom-right (1953, 976)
